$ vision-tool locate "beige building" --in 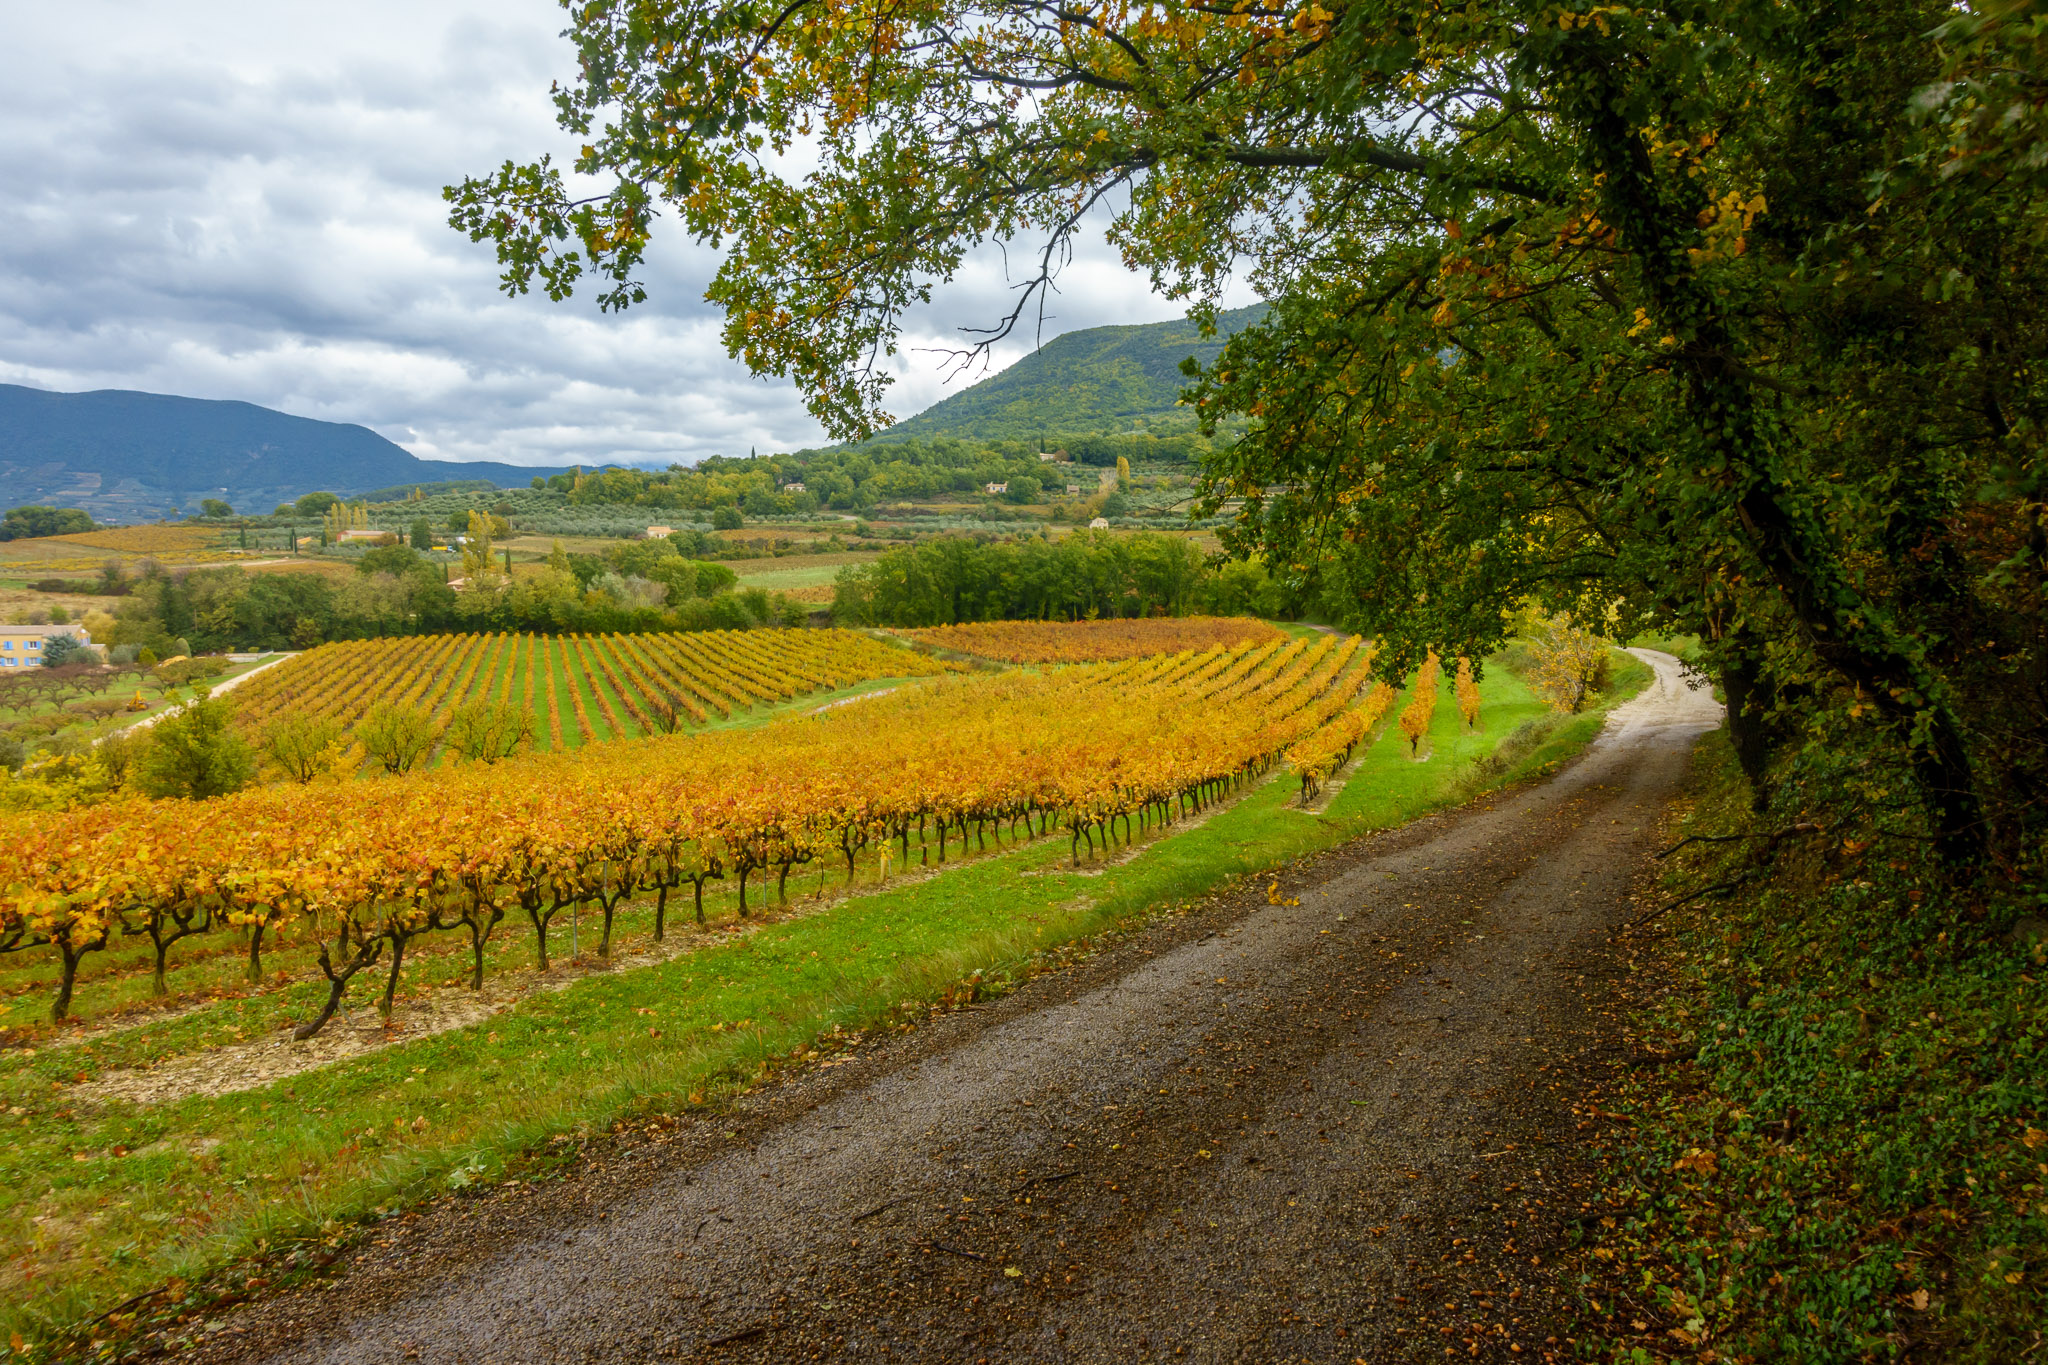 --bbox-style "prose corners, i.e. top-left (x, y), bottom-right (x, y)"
top-left (0, 623), bottom-right (92, 670)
